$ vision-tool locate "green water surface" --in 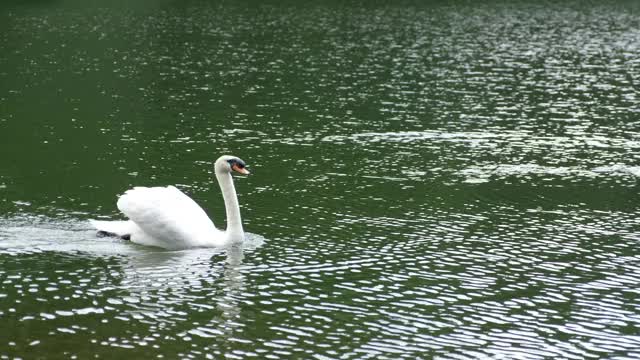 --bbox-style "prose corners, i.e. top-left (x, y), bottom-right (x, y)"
top-left (1, 0), bottom-right (640, 359)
